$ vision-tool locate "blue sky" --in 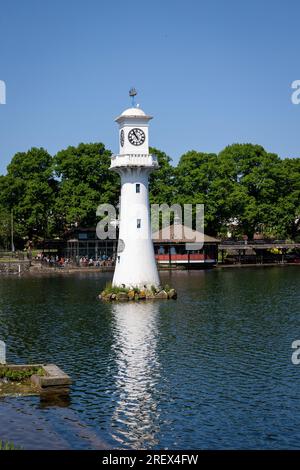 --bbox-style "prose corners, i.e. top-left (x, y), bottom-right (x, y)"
top-left (0, 0), bottom-right (299, 174)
